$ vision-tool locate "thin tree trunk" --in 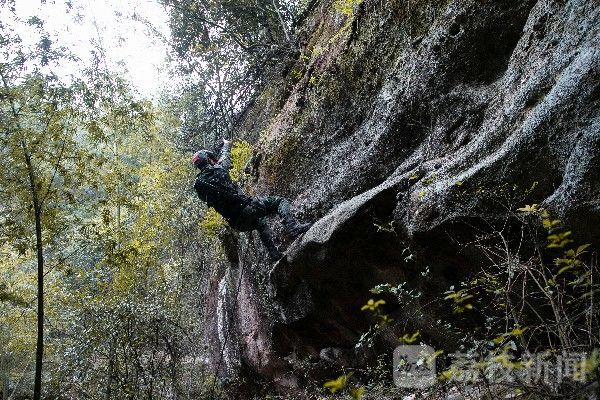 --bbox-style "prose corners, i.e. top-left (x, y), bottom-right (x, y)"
top-left (272, 0), bottom-right (290, 42)
top-left (1, 354), bottom-right (9, 400)
top-left (2, 70), bottom-right (46, 400)
top-left (22, 142), bottom-right (44, 400)
top-left (105, 339), bottom-right (115, 400)
top-left (33, 212), bottom-right (43, 400)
